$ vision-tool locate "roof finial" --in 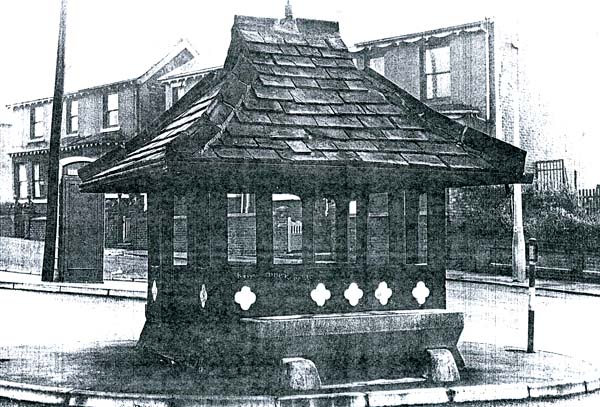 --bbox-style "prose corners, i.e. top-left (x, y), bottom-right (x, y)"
top-left (285, 0), bottom-right (293, 19)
